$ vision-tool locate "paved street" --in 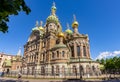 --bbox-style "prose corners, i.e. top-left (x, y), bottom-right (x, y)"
top-left (0, 78), bottom-right (120, 82)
